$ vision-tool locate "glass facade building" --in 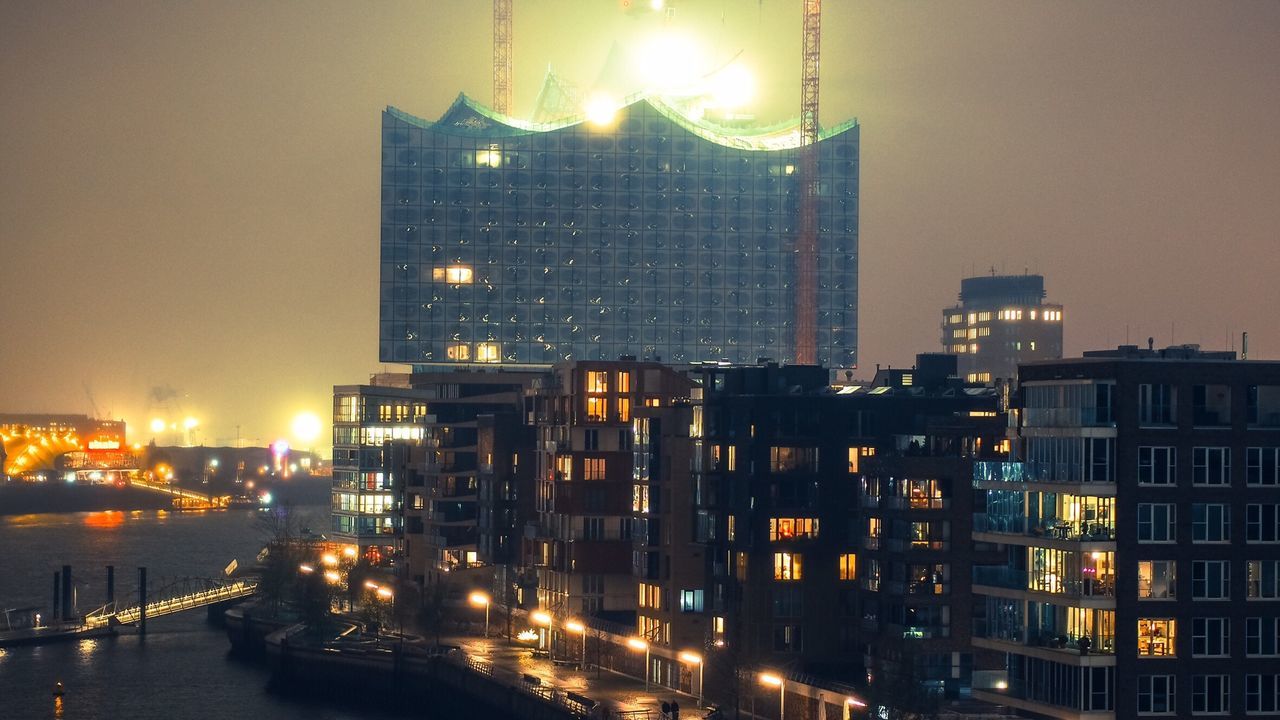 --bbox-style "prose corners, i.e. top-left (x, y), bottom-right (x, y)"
top-left (379, 94), bottom-right (859, 368)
